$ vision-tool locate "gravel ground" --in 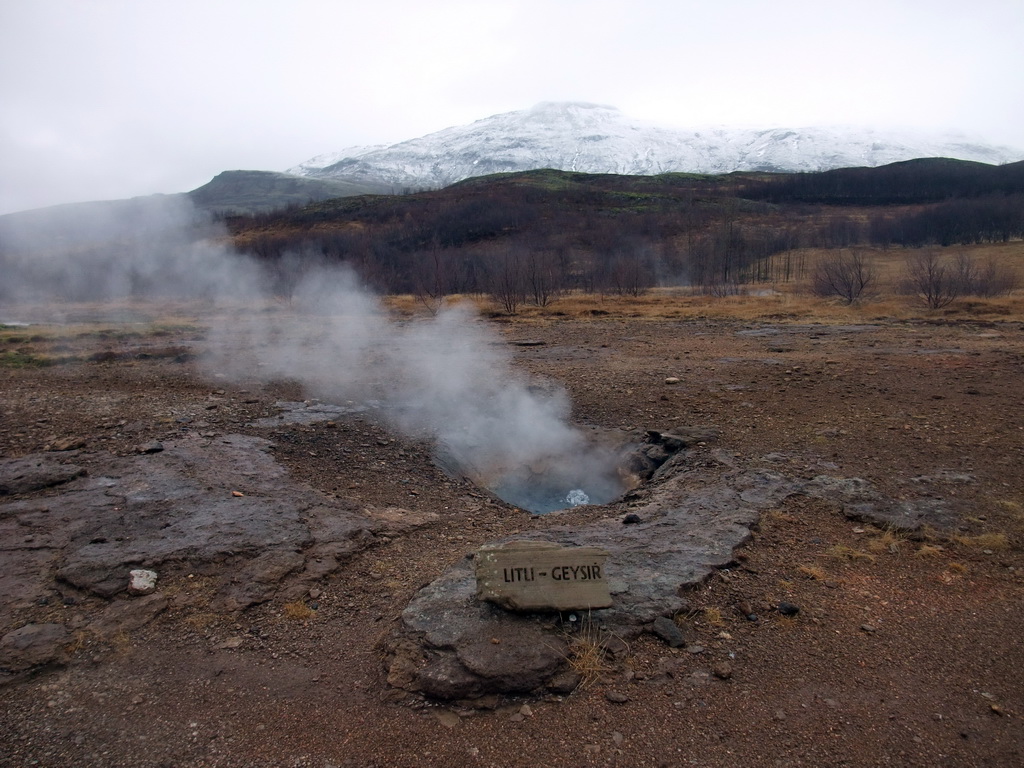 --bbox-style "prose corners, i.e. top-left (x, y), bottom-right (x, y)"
top-left (1, 306), bottom-right (1022, 767)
